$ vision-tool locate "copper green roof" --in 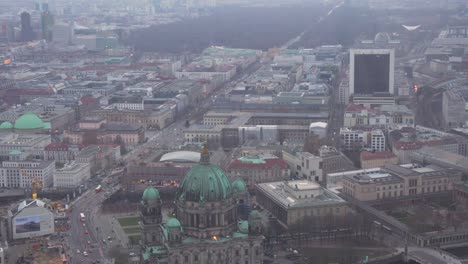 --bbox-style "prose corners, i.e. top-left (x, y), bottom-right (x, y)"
top-left (9, 150), bottom-right (22, 155)
top-left (249, 210), bottom-right (262, 221)
top-left (238, 220), bottom-right (249, 234)
top-left (142, 186), bottom-right (160, 201)
top-left (166, 218), bottom-right (181, 228)
top-left (177, 163), bottom-right (233, 202)
top-left (14, 113), bottom-right (44, 130)
top-left (232, 178), bottom-right (247, 194)
top-left (143, 245), bottom-right (168, 261)
top-left (0, 121), bottom-right (13, 129)
top-left (238, 157), bottom-right (265, 164)
top-left (232, 232), bottom-right (248, 238)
